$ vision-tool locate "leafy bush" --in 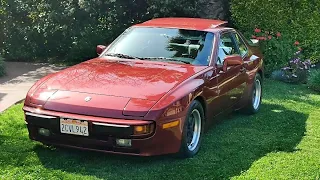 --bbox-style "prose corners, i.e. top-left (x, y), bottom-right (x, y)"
top-left (231, 0), bottom-right (320, 72)
top-left (0, 55), bottom-right (5, 77)
top-left (308, 70), bottom-right (320, 92)
top-left (1, 0), bottom-right (151, 62)
top-left (0, 0), bottom-right (205, 63)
